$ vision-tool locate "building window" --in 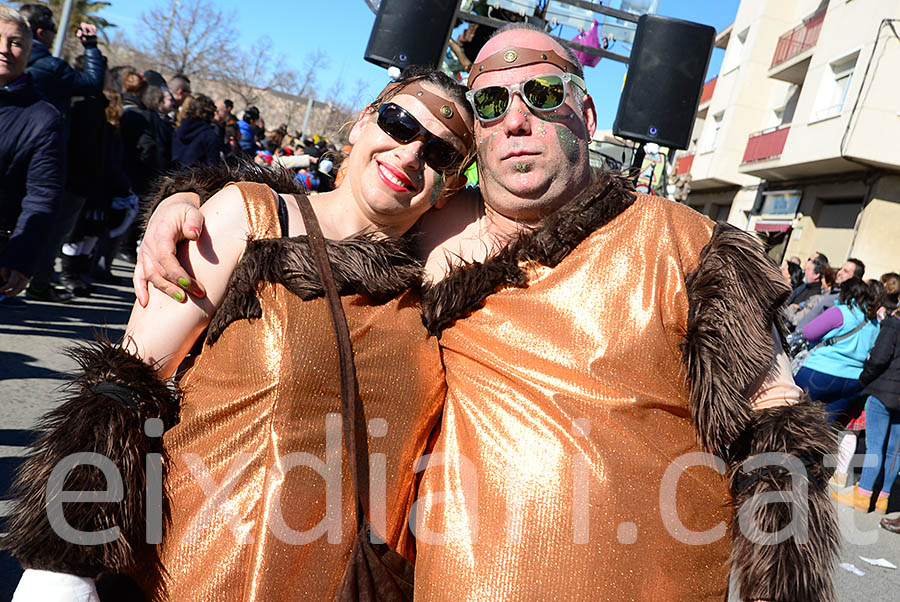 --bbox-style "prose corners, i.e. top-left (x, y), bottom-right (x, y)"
top-left (760, 191), bottom-right (802, 217)
top-left (720, 27), bottom-right (749, 74)
top-left (811, 51), bottom-right (860, 122)
top-left (698, 111), bottom-right (723, 153)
